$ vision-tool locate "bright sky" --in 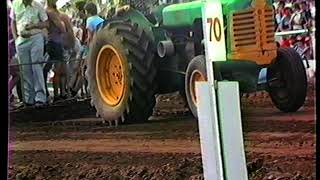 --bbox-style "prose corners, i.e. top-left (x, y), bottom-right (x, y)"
top-left (56, 0), bottom-right (71, 8)
top-left (34, 0), bottom-right (71, 8)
